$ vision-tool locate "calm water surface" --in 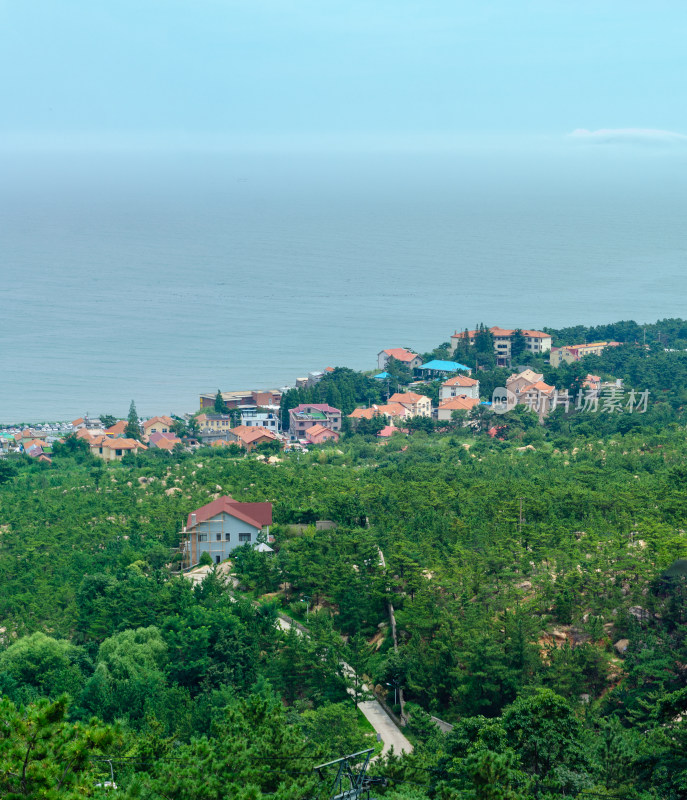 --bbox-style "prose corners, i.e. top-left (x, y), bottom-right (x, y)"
top-left (1, 147), bottom-right (686, 422)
